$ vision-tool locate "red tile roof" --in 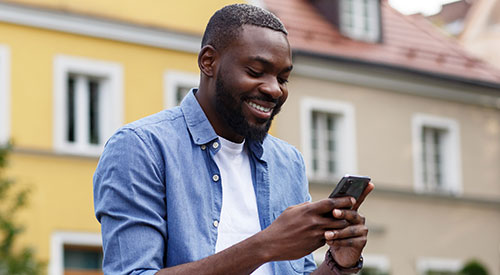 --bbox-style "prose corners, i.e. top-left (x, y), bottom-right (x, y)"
top-left (262, 0), bottom-right (500, 86)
